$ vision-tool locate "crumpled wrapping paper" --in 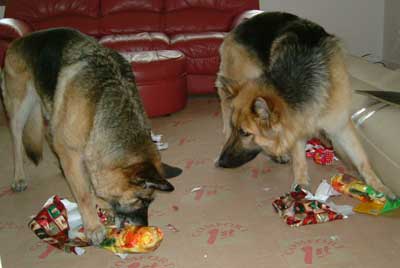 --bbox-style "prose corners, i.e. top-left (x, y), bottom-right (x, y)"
top-left (306, 138), bottom-right (335, 165)
top-left (101, 226), bottom-right (163, 254)
top-left (331, 174), bottom-right (400, 215)
top-left (272, 184), bottom-right (345, 227)
top-left (29, 196), bottom-right (163, 256)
